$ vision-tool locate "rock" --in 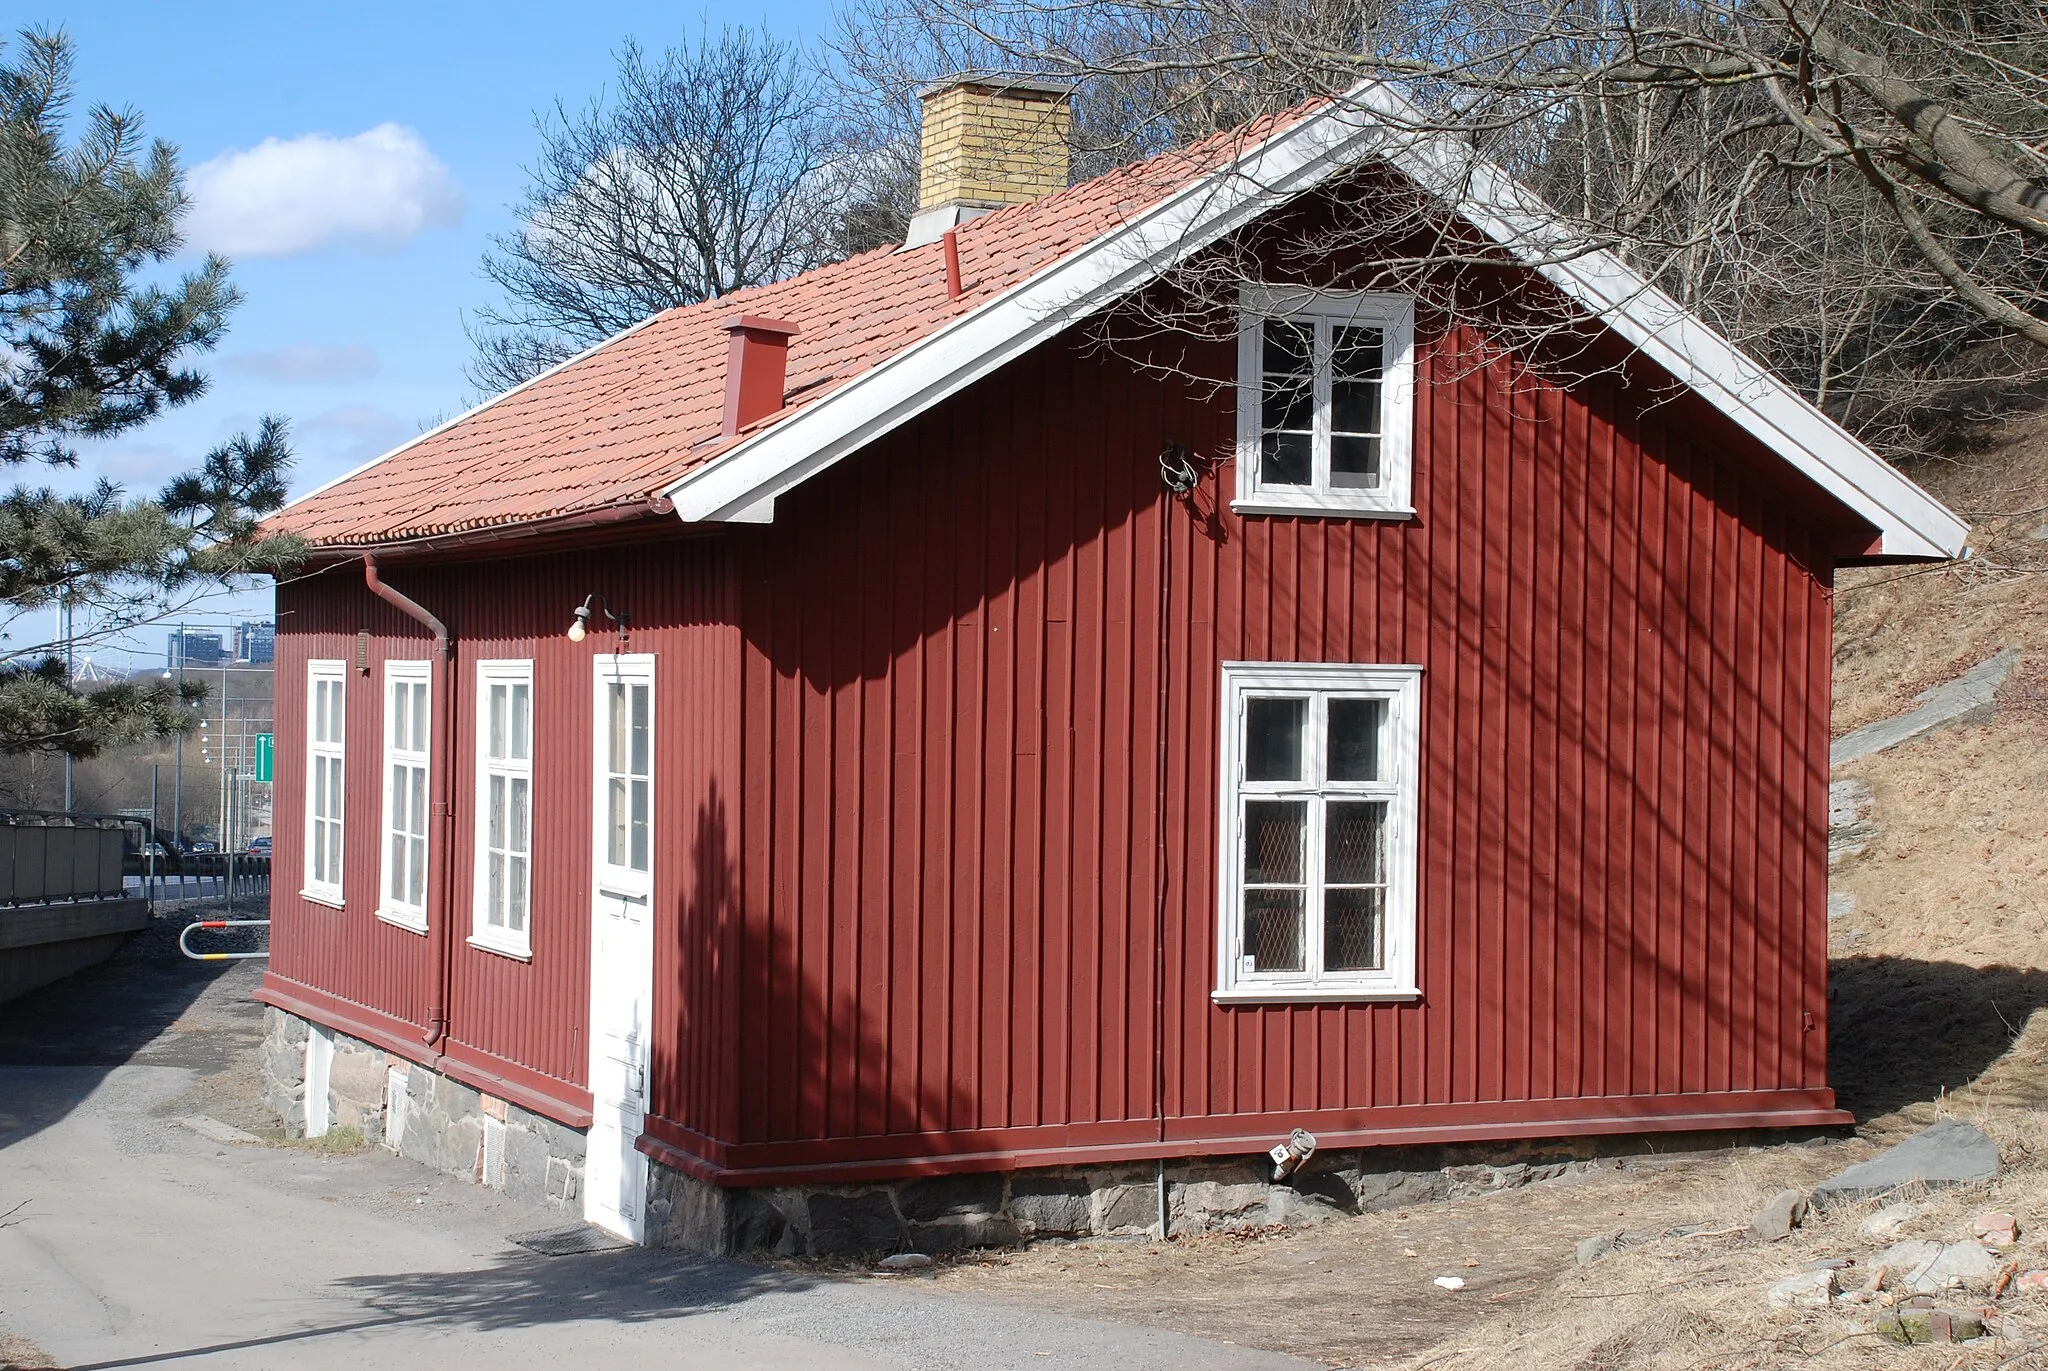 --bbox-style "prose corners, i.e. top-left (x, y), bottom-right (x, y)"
top-left (1265, 1187), bottom-right (1345, 1228)
top-left (1827, 892), bottom-right (1855, 919)
top-left (1009, 1176), bottom-right (1092, 1237)
top-left (1828, 779), bottom-right (1878, 866)
top-left (1917, 1241), bottom-right (2002, 1293)
top-left (1354, 1169), bottom-right (1450, 1212)
top-left (2030, 524), bottom-right (2048, 542)
top-left (1803, 1257), bottom-right (1853, 1271)
top-left (1172, 1179), bottom-right (1270, 1235)
top-left (908, 1213), bottom-right (1019, 1253)
top-left (1287, 1168), bottom-right (1360, 1214)
top-left (1878, 1307), bottom-right (1987, 1344)
top-left (178, 1115), bottom-right (259, 1145)
top-left (1812, 1120), bottom-right (2001, 1204)
top-left (1433, 1275), bottom-right (1466, 1291)
top-left (1830, 649), bottom-right (2019, 767)
top-left (1096, 1184), bottom-right (1155, 1234)
top-left (1876, 1239), bottom-right (2003, 1294)
top-left (897, 1173), bottom-right (1002, 1223)
top-left (1860, 1202), bottom-right (1924, 1240)
top-left (1752, 1188), bottom-right (1810, 1240)
top-left (1767, 1269), bottom-right (1836, 1308)
top-left (2014, 1269), bottom-right (2048, 1292)
top-left (807, 1192), bottom-right (905, 1257)
top-left (1972, 1211), bottom-right (2018, 1247)
top-left (1873, 1239), bottom-right (1945, 1288)
top-left (1577, 1235), bottom-right (1617, 1266)
top-left (876, 1252), bottom-right (933, 1271)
